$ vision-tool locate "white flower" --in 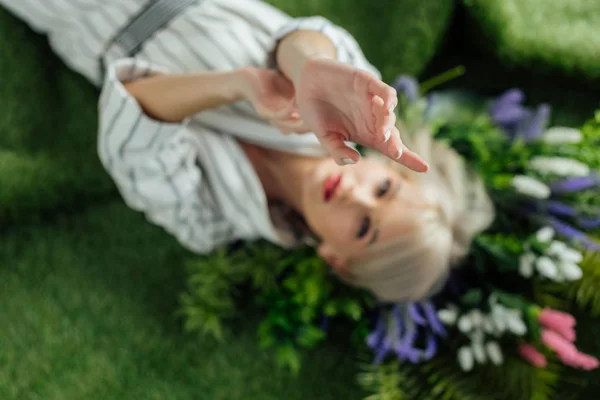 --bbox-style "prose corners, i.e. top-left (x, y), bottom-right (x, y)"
top-left (547, 241), bottom-right (568, 257)
top-left (542, 127), bottom-right (583, 145)
top-left (471, 341), bottom-right (487, 364)
top-left (469, 310), bottom-right (483, 327)
top-left (458, 346), bottom-right (474, 372)
top-left (470, 328), bottom-right (485, 344)
top-left (458, 315), bottom-right (473, 333)
top-left (536, 226), bottom-right (555, 243)
top-left (536, 256), bottom-right (558, 279)
top-left (482, 316), bottom-right (496, 334)
top-left (560, 247), bottom-right (584, 264)
top-left (530, 156), bottom-right (590, 177)
top-left (559, 262), bottom-right (583, 281)
top-left (491, 305), bottom-right (507, 333)
top-left (486, 342), bottom-right (504, 365)
top-left (511, 175), bottom-right (551, 199)
top-left (519, 252), bottom-right (536, 278)
top-left (505, 309), bottom-right (527, 336)
top-left (438, 308), bottom-right (458, 325)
